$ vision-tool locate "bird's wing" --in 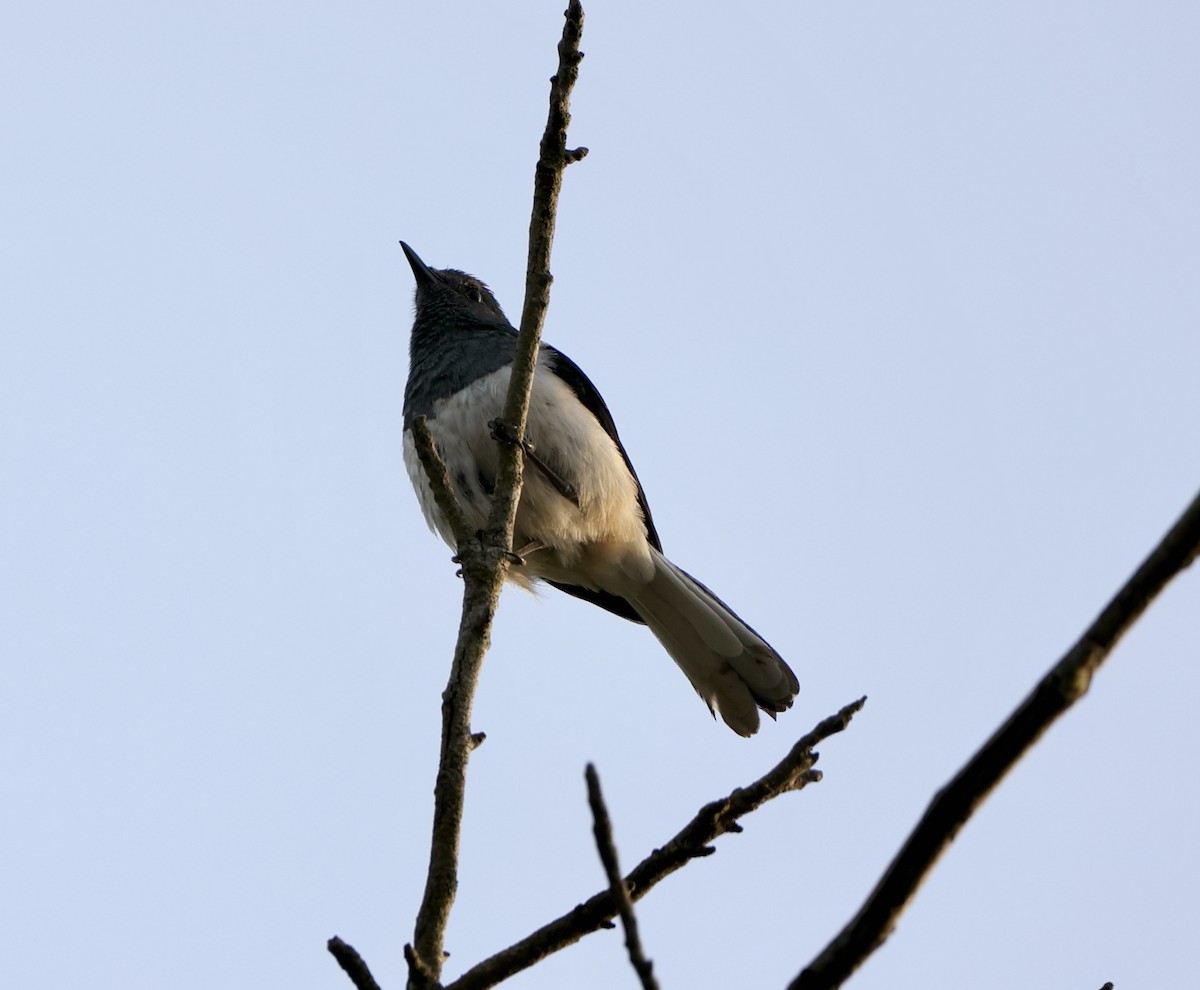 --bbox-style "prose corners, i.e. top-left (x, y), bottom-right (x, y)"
top-left (542, 346), bottom-right (662, 552)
